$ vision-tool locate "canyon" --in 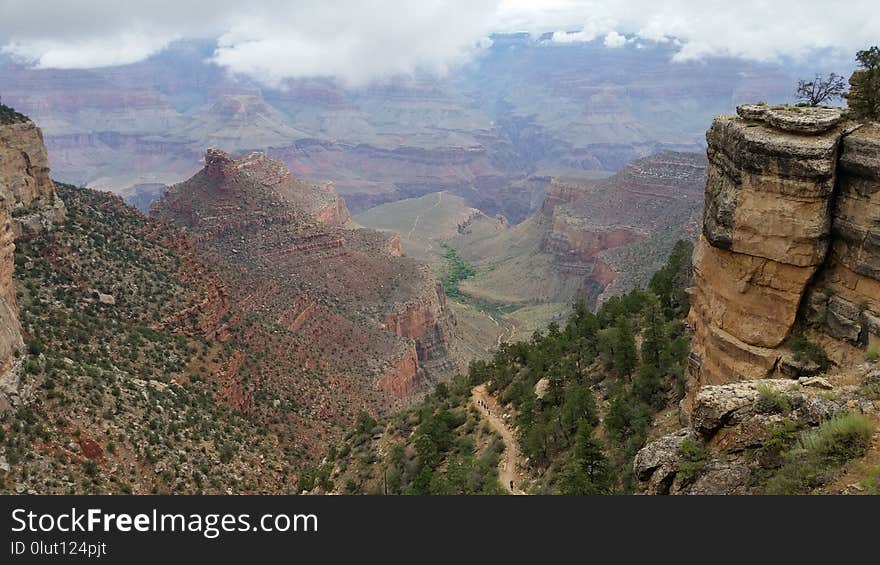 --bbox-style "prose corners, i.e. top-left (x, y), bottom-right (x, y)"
top-left (355, 151), bottom-right (706, 342)
top-left (0, 37), bottom-right (794, 223)
top-left (0, 105), bottom-right (462, 492)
